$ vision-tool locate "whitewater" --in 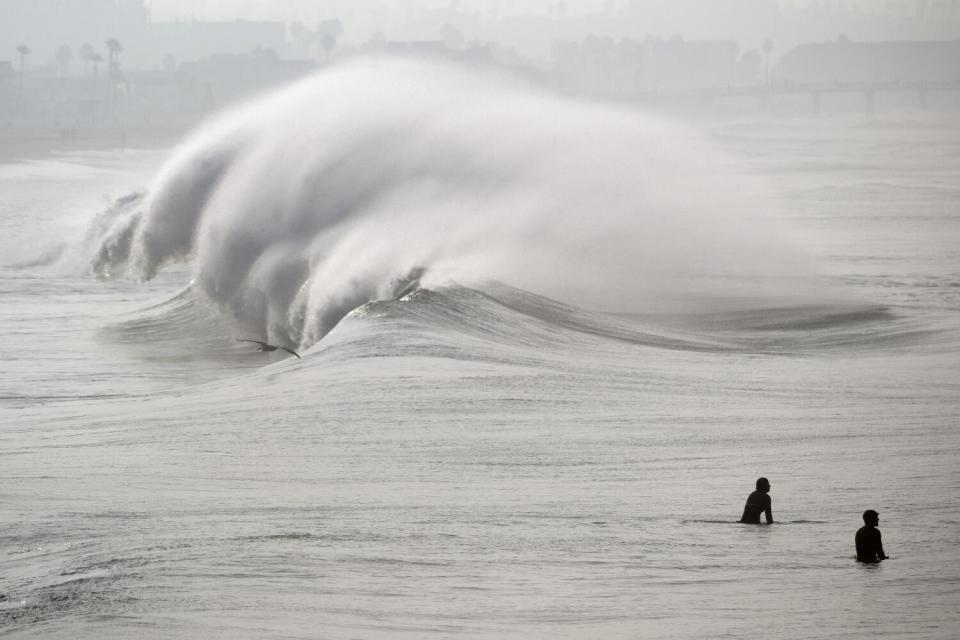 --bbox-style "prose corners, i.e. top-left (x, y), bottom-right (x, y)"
top-left (2, 59), bottom-right (959, 639)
